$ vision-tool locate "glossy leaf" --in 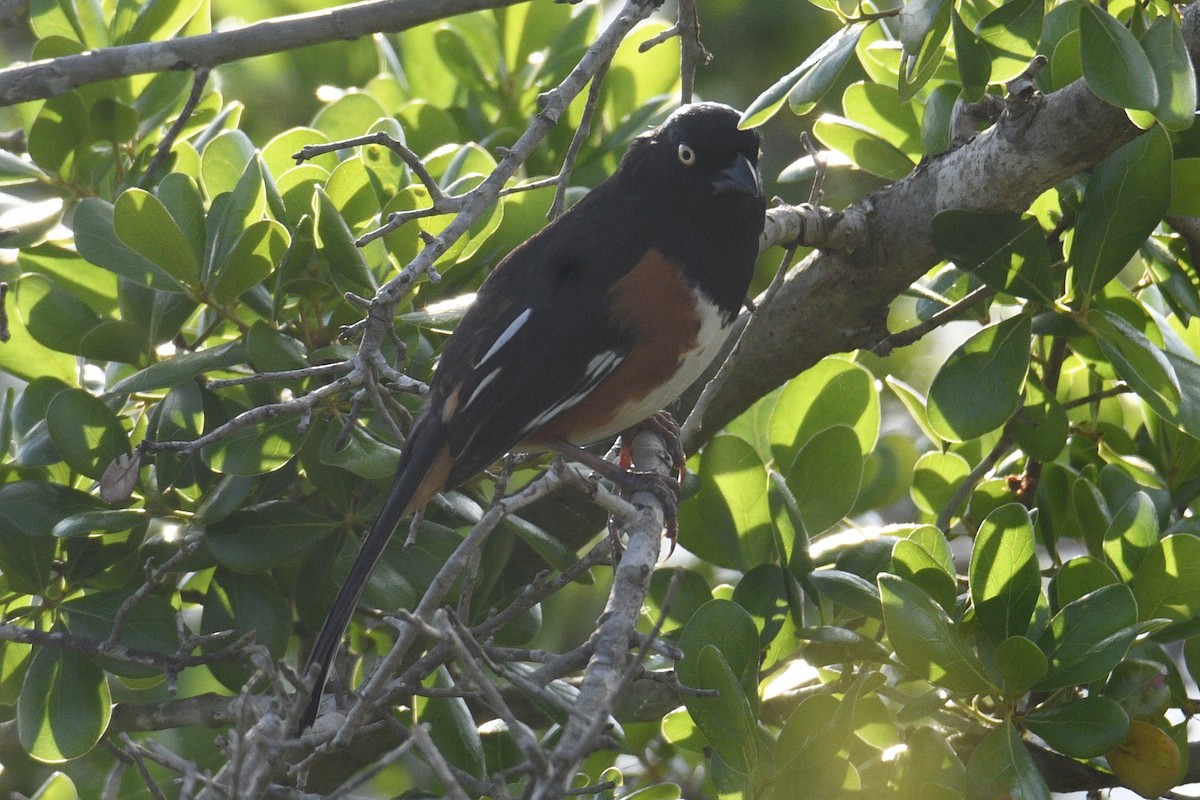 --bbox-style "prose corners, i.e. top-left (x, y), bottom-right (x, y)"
top-left (1036, 584), bottom-right (1143, 690)
top-left (785, 425), bottom-right (863, 536)
top-left (965, 721), bottom-right (1049, 800)
top-left (1141, 17), bottom-right (1196, 131)
top-left (113, 189), bottom-right (200, 285)
top-left (200, 414), bottom-right (306, 476)
top-left (970, 503), bottom-right (1040, 642)
top-left (1106, 720), bottom-right (1181, 799)
top-left (879, 573), bottom-right (992, 693)
top-left (994, 635), bottom-right (1048, 694)
top-left (677, 599), bottom-right (760, 706)
top-left (812, 115), bottom-right (916, 179)
top-left (1070, 127), bottom-right (1172, 301)
top-left (18, 648), bottom-right (111, 763)
top-left (927, 315), bottom-right (1032, 442)
top-left (211, 219), bottom-right (287, 303)
top-left (45, 389), bottom-right (130, 479)
top-left (1088, 309), bottom-right (1181, 422)
top-left (1130, 534), bottom-right (1200, 624)
top-left (205, 502), bottom-right (333, 573)
top-left (1078, 3), bottom-right (1158, 111)
top-left (911, 451), bottom-right (970, 516)
top-left (1024, 697), bottom-right (1129, 758)
top-left (952, 9), bottom-right (991, 101)
top-left (417, 666), bottom-right (486, 778)
top-left (769, 356), bottom-right (879, 469)
top-left (931, 210), bottom-right (1055, 303)
top-left (1102, 492), bottom-right (1158, 582)
top-left (678, 435), bottom-right (772, 570)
